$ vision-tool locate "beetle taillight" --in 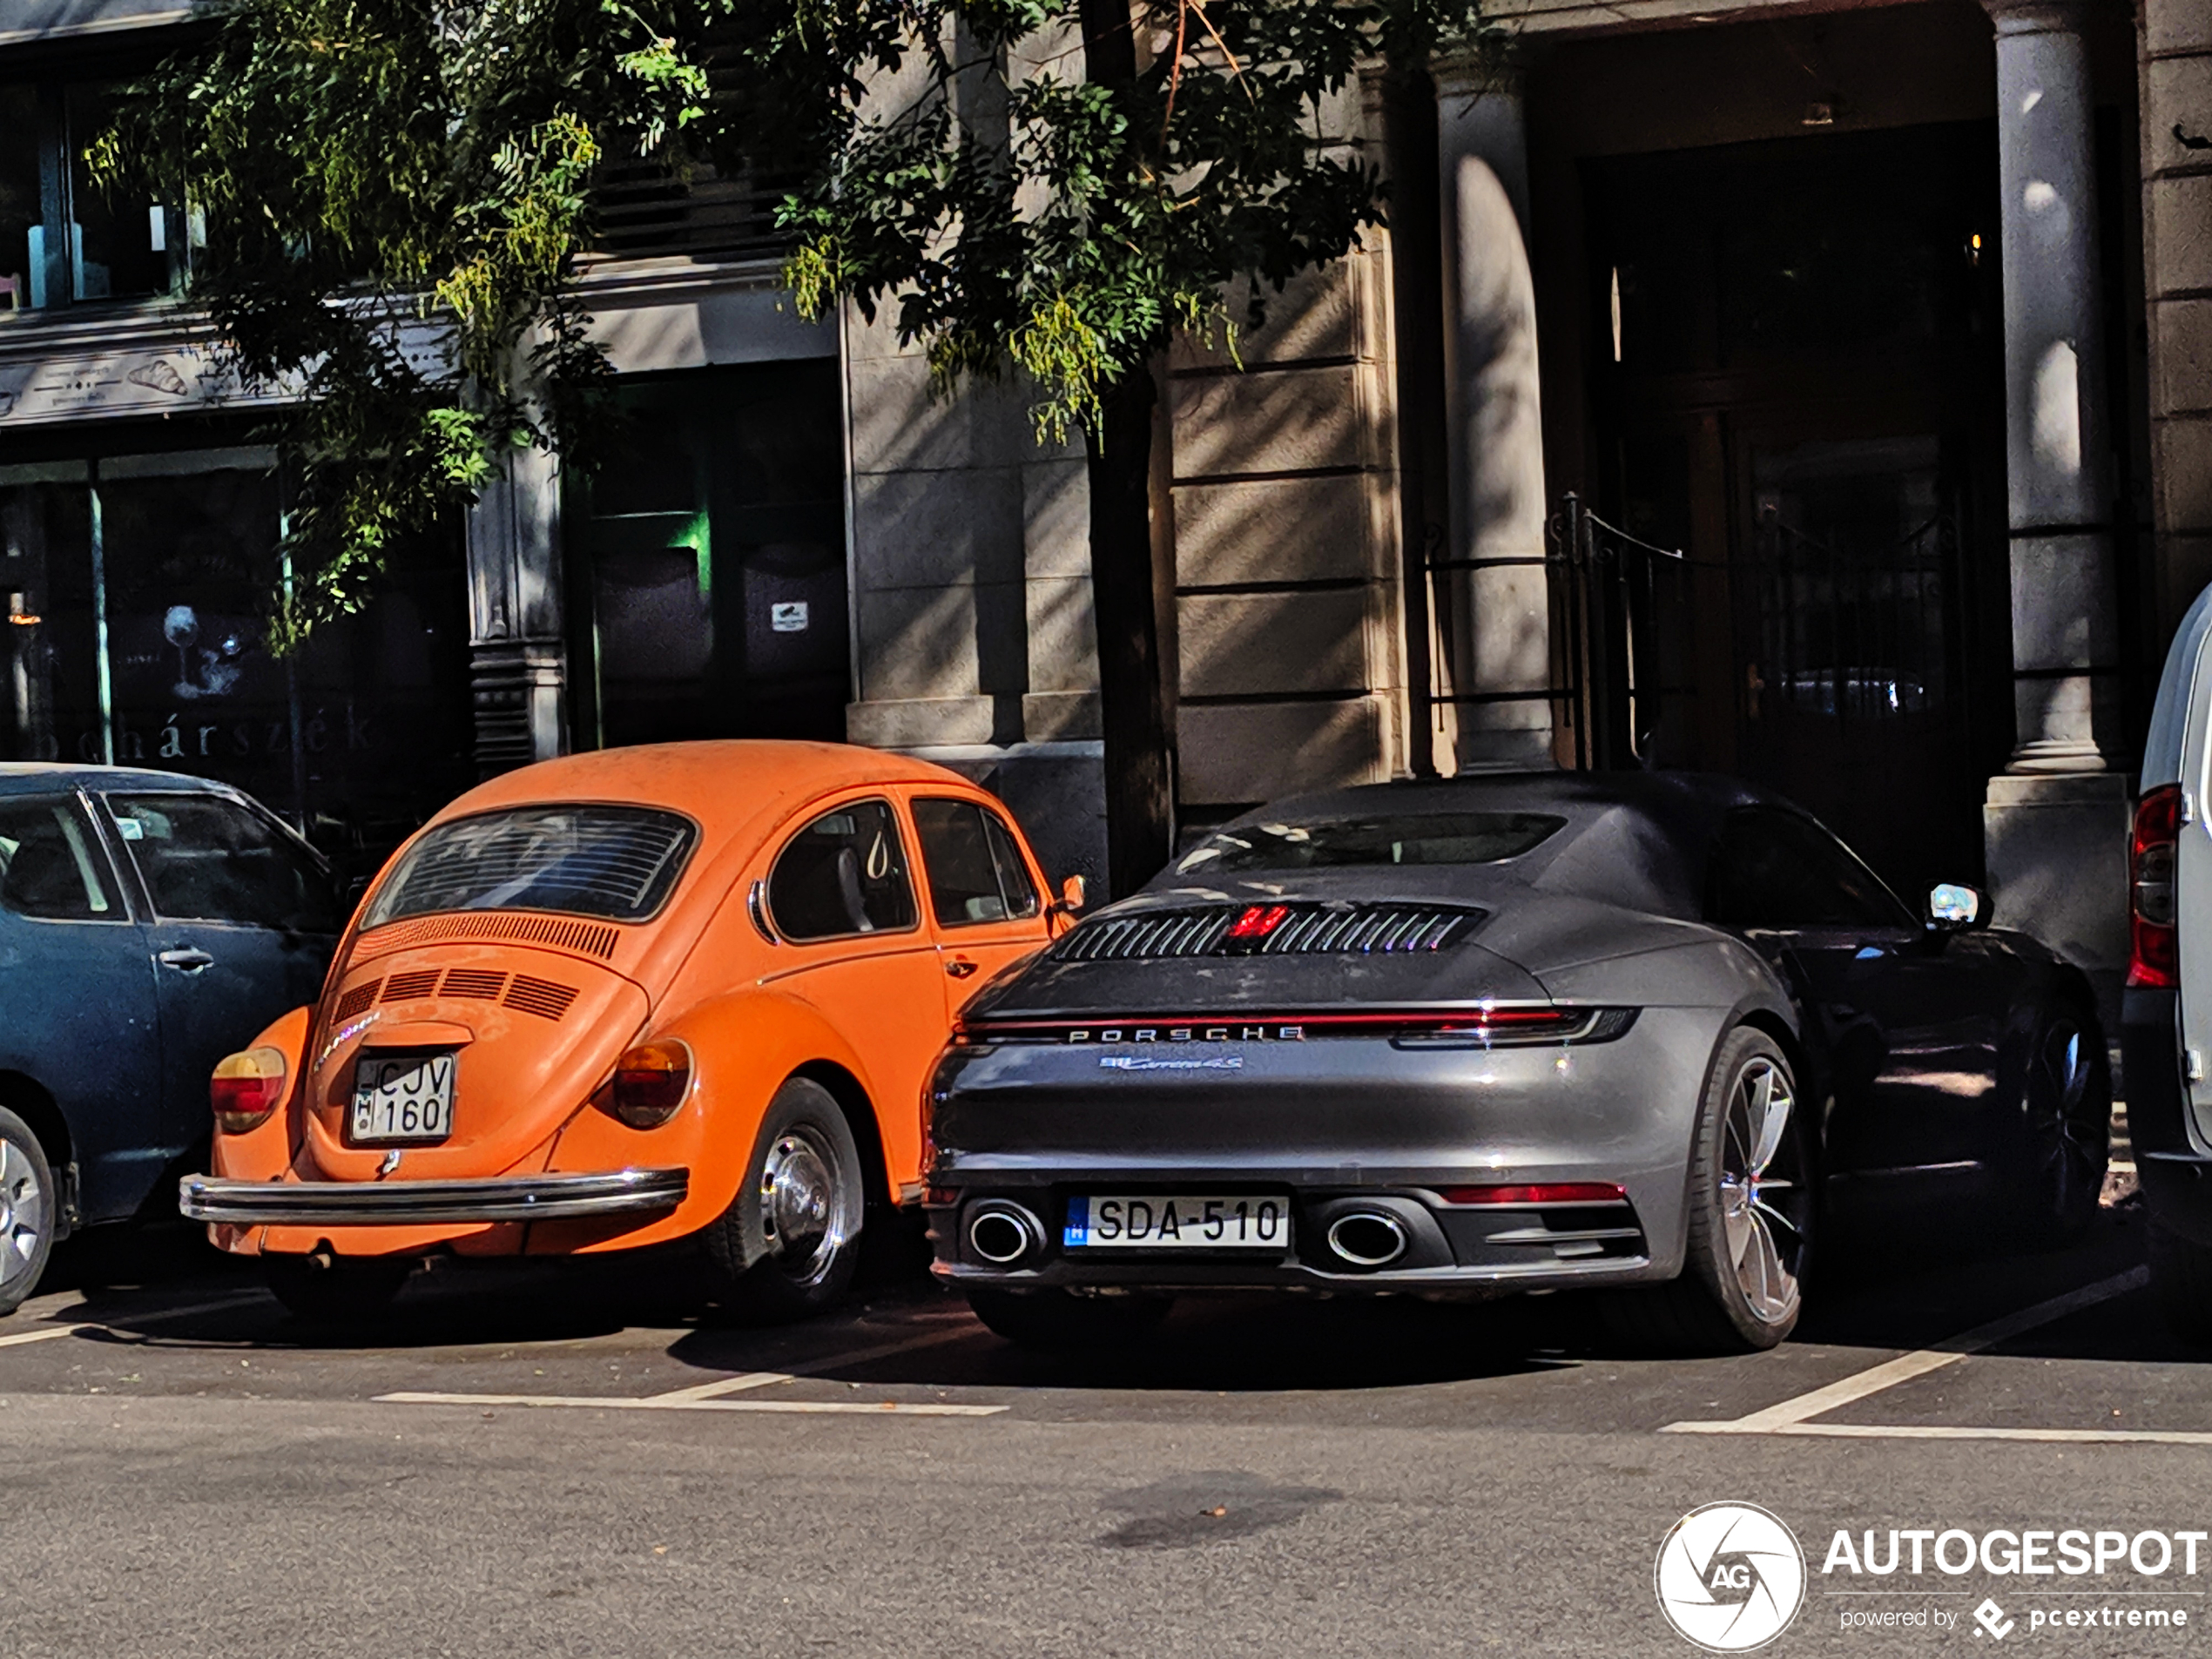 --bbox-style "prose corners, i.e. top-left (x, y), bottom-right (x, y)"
top-left (606, 1040), bottom-right (692, 1129)
top-left (210, 1047), bottom-right (287, 1134)
top-left (2131, 784), bottom-right (2184, 989)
